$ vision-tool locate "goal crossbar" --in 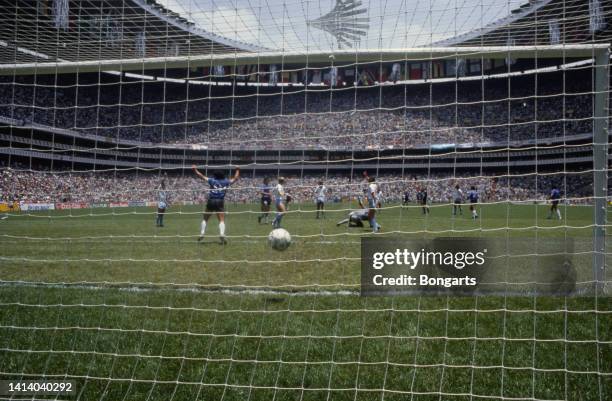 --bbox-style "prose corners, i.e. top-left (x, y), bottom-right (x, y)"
top-left (0, 44), bottom-right (609, 76)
